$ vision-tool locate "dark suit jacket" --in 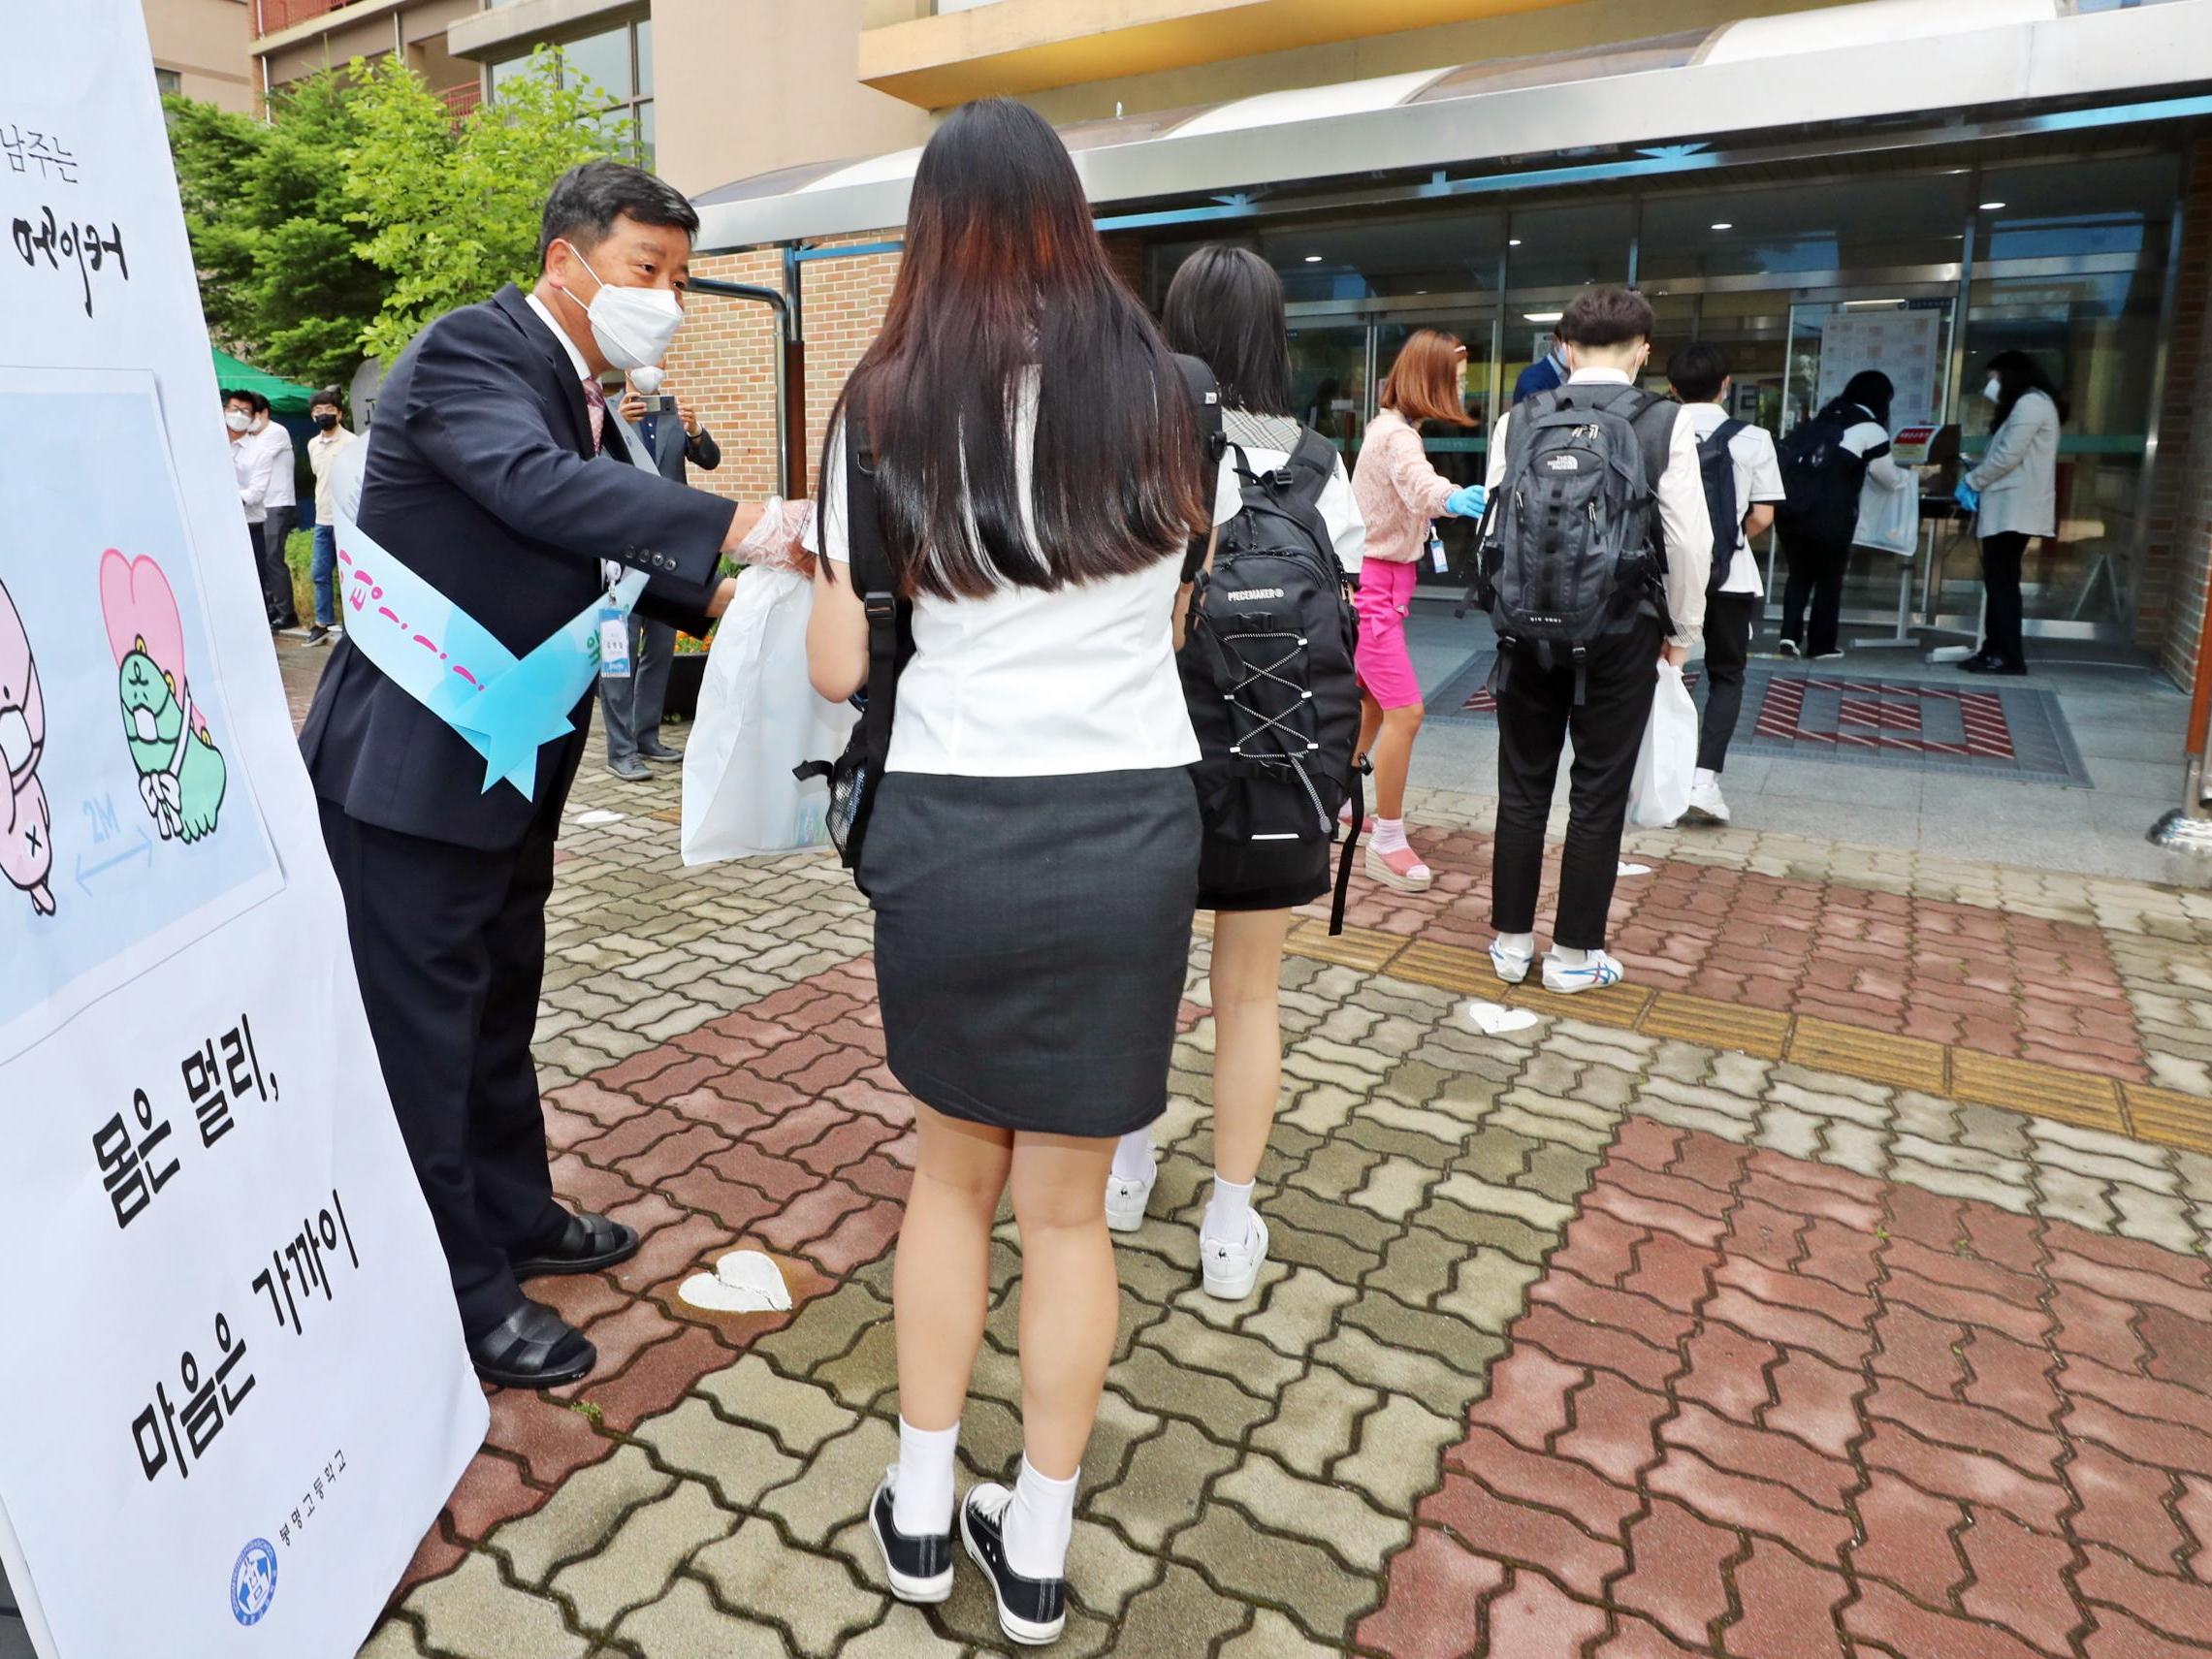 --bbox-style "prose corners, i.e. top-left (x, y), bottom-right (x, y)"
top-left (634, 408), bottom-right (720, 482)
top-left (301, 284), bottom-right (736, 851)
